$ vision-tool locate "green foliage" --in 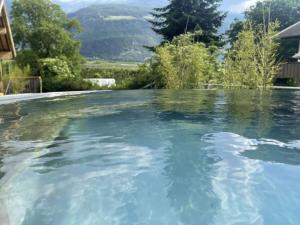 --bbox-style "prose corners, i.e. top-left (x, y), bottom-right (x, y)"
top-left (37, 57), bottom-right (97, 92)
top-left (225, 19), bottom-right (244, 46)
top-left (84, 60), bottom-right (139, 70)
top-left (151, 33), bottom-right (222, 89)
top-left (287, 79), bottom-right (297, 87)
top-left (150, 0), bottom-right (226, 46)
top-left (256, 23), bottom-right (281, 88)
top-left (224, 29), bottom-right (257, 88)
top-left (245, 0), bottom-right (300, 29)
top-left (38, 58), bottom-right (74, 79)
top-left (1, 62), bottom-right (32, 94)
top-left (42, 76), bottom-right (96, 92)
top-left (246, 0), bottom-right (300, 62)
top-left (81, 62), bottom-right (153, 89)
top-left (224, 22), bottom-right (280, 89)
top-left (9, 0), bottom-right (97, 92)
top-left (11, 0), bottom-right (83, 74)
top-left (226, 0), bottom-right (300, 61)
